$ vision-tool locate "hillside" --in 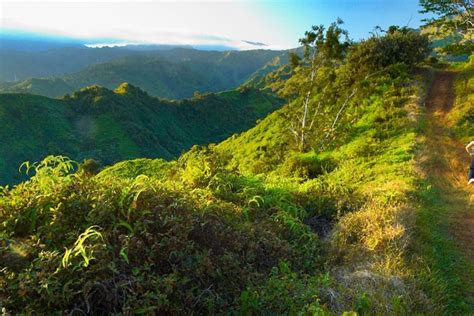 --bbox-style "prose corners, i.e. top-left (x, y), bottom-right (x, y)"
top-left (415, 65), bottom-right (474, 313)
top-left (0, 48), bottom-right (292, 99)
top-left (0, 84), bottom-right (282, 184)
top-left (0, 26), bottom-right (459, 314)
